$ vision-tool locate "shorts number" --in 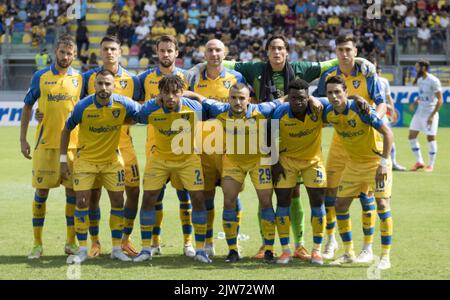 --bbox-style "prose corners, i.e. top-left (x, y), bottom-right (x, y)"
top-left (117, 170), bottom-right (125, 183)
top-left (376, 180), bottom-right (385, 189)
top-left (259, 168), bottom-right (271, 184)
top-left (131, 164), bottom-right (139, 178)
top-left (316, 170), bottom-right (323, 179)
top-left (194, 169), bottom-right (202, 184)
